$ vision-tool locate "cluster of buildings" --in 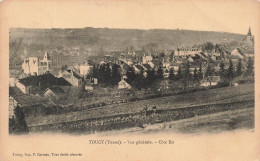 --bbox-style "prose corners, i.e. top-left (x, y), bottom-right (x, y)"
top-left (9, 28), bottom-right (254, 118)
